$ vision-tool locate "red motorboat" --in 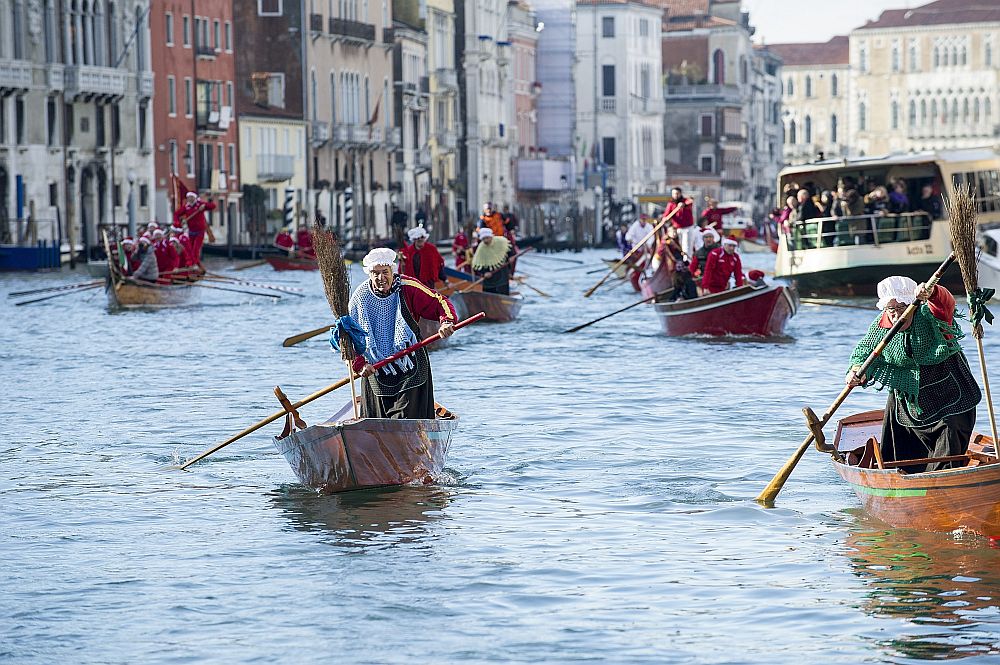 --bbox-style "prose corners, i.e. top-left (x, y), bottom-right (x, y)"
top-left (266, 255), bottom-right (319, 271)
top-left (652, 282), bottom-right (798, 336)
